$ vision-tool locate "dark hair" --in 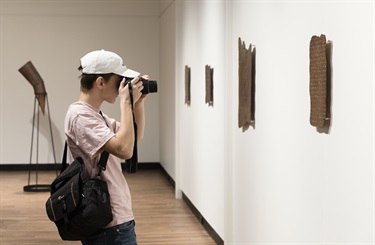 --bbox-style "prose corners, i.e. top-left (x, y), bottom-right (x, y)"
top-left (78, 65), bottom-right (114, 91)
